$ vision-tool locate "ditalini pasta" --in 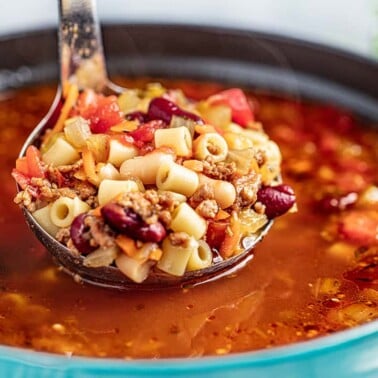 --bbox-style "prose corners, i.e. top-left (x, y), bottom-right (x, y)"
top-left (42, 137), bottom-right (80, 166)
top-left (193, 132), bottom-right (228, 162)
top-left (157, 236), bottom-right (199, 276)
top-left (32, 205), bottom-right (59, 236)
top-left (13, 82), bottom-right (296, 283)
top-left (98, 179), bottom-right (140, 205)
top-left (154, 126), bottom-right (192, 156)
top-left (120, 151), bottom-right (174, 185)
top-left (50, 196), bottom-right (90, 228)
top-left (108, 139), bottom-right (138, 167)
top-left (156, 161), bottom-right (199, 197)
